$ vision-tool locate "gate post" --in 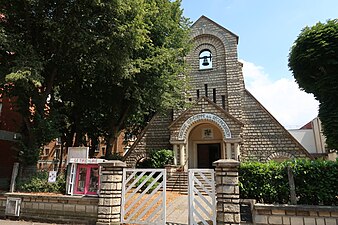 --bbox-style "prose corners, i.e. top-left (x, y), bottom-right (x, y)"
top-left (97, 160), bottom-right (126, 225)
top-left (213, 159), bottom-right (240, 225)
